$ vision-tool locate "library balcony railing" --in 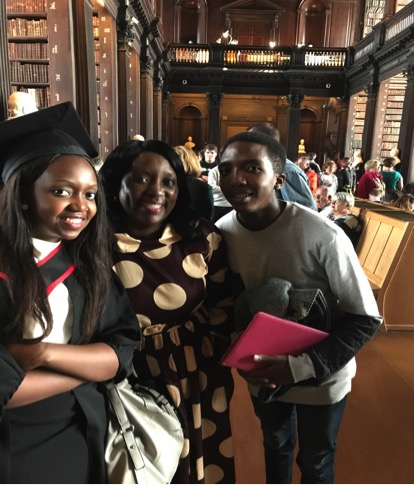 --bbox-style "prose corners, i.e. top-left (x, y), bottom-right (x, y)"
top-left (168, 44), bottom-right (348, 70)
top-left (385, 1), bottom-right (414, 42)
